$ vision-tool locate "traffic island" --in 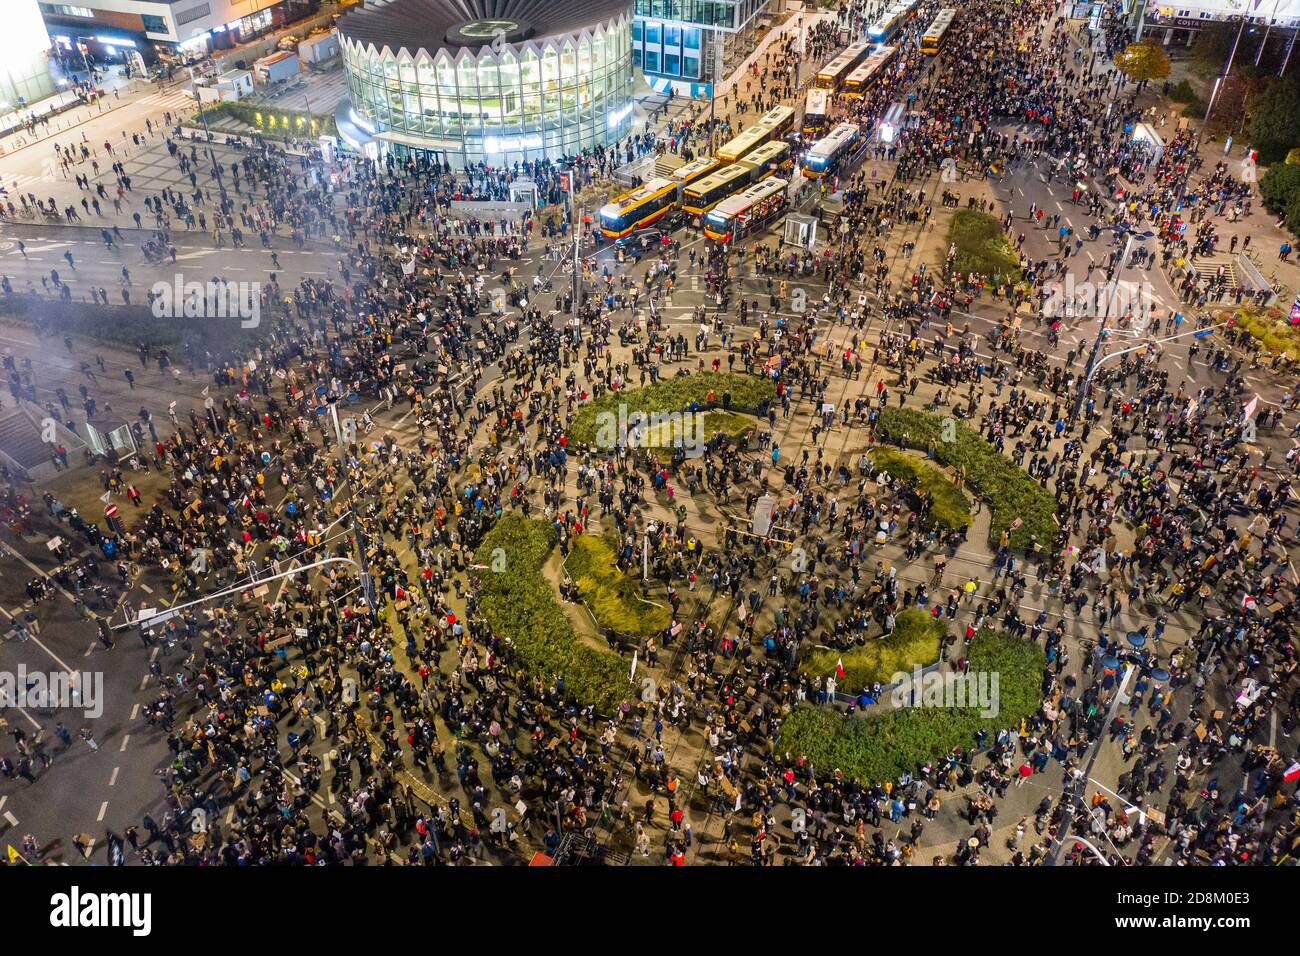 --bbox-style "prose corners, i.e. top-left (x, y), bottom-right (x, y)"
top-left (778, 629), bottom-right (1046, 785)
top-left (475, 514), bottom-right (629, 712)
top-left (563, 534), bottom-right (672, 642)
top-left (798, 607), bottom-right (944, 697)
top-left (875, 407), bottom-right (1058, 553)
top-left (870, 446), bottom-right (972, 531)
